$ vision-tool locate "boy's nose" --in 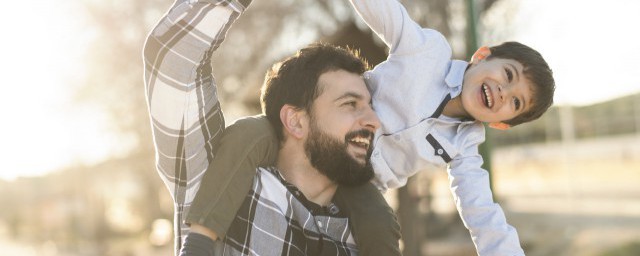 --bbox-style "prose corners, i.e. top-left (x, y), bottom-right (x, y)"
top-left (497, 84), bottom-right (510, 102)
